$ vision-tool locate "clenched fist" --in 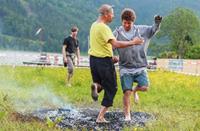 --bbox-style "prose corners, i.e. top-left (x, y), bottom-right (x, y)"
top-left (154, 15), bottom-right (162, 24)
